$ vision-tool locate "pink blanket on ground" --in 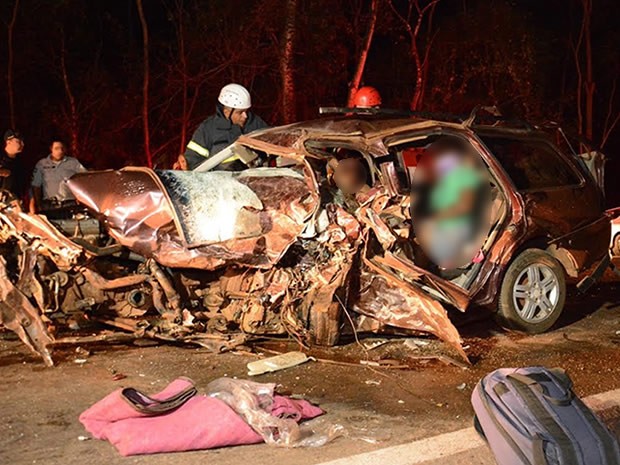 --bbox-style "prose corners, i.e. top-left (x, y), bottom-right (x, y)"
top-left (79, 378), bottom-right (323, 456)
